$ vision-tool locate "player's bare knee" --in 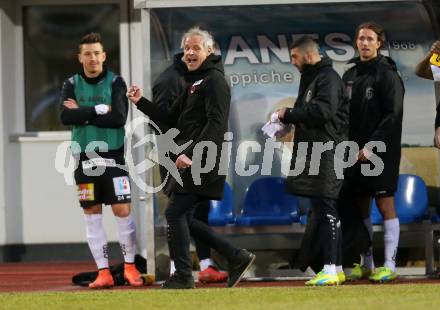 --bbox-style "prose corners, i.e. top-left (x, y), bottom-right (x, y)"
top-left (112, 204), bottom-right (131, 217)
top-left (376, 196), bottom-right (397, 219)
top-left (83, 204), bottom-right (102, 215)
